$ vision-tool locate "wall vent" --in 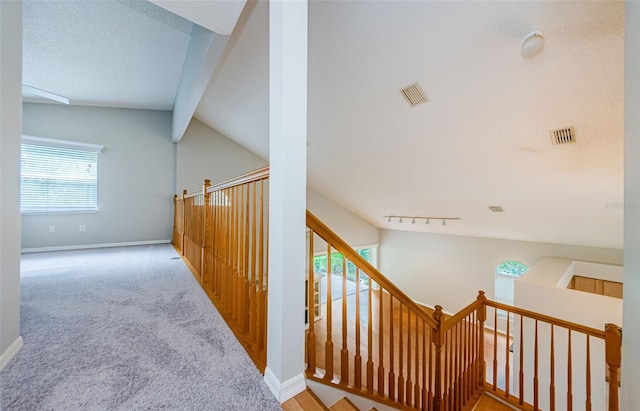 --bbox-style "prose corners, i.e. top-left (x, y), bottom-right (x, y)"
top-left (549, 126), bottom-right (576, 145)
top-left (400, 82), bottom-right (428, 107)
top-left (488, 206), bottom-right (504, 213)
